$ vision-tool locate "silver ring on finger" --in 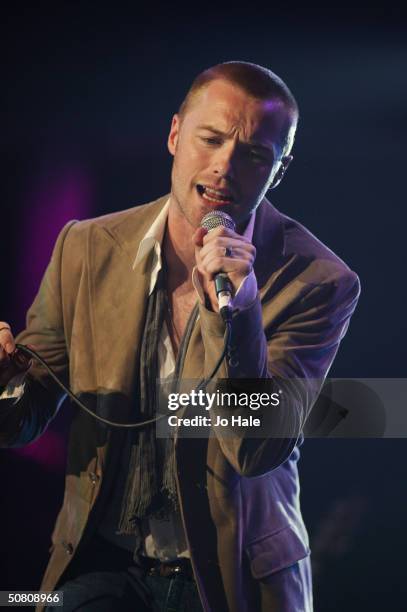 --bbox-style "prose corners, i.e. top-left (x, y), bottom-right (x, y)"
top-left (224, 246), bottom-right (233, 258)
